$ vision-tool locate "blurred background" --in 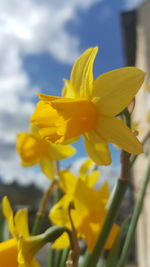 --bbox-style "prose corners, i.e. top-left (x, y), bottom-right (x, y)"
top-left (0, 0), bottom-right (150, 266)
